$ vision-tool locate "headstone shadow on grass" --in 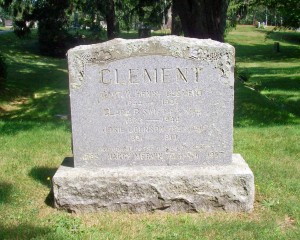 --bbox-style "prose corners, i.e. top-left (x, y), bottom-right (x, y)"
top-left (0, 182), bottom-right (13, 204)
top-left (45, 188), bottom-right (55, 207)
top-left (28, 166), bottom-right (58, 207)
top-left (29, 166), bottom-right (57, 187)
